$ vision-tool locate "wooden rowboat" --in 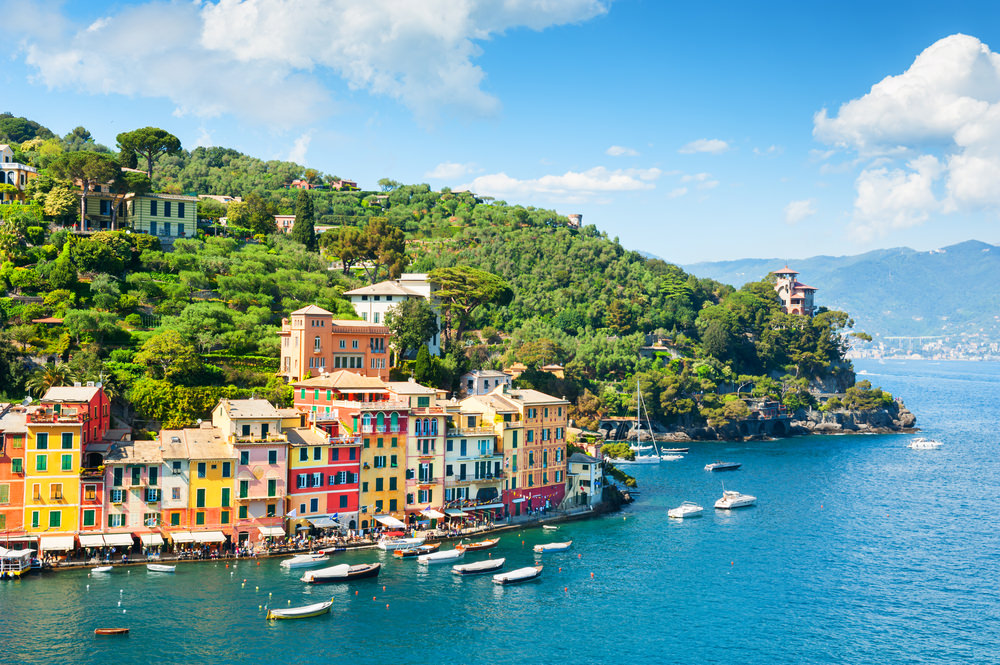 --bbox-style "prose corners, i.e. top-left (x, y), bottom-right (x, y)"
top-left (95, 628), bottom-right (129, 636)
top-left (146, 563), bottom-right (176, 573)
top-left (266, 599), bottom-right (333, 620)
top-left (460, 538), bottom-right (499, 551)
top-left (393, 543), bottom-right (440, 558)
